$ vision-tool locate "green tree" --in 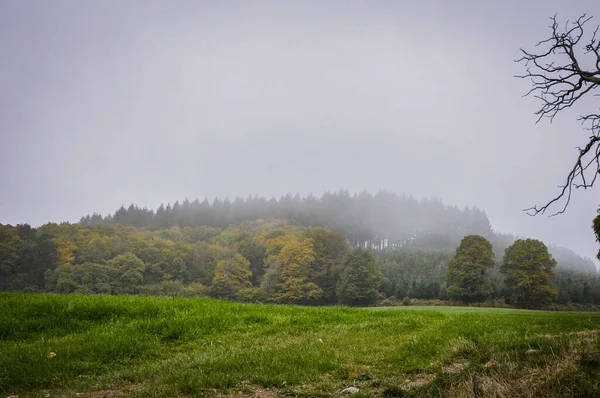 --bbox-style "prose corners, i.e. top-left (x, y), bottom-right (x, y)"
top-left (336, 249), bottom-right (383, 306)
top-left (302, 228), bottom-right (349, 301)
top-left (52, 236), bottom-right (77, 265)
top-left (594, 212), bottom-right (600, 261)
top-left (108, 253), bottom-right (146, 294)
top-left (0, 225), bottom-right (23, 282)
top-left (501, 239), bottom-right (557, 307)
top-left (19, 232), bottom-right (57, 288)
top-left (239, 237), bottom-right (267, 286)
top-left (184, 242), bottom-right (220, 285)
top-left (208, 254), bottom-right (255, 301)
top-left (446, 235), bottom-right (495, 302)
top-left (75, 234), bottom-right (111, 264)
top-left (49, 262), bottom-right (111, 294)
